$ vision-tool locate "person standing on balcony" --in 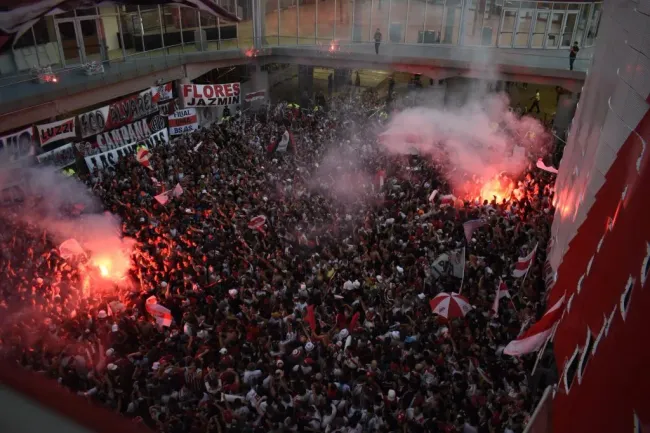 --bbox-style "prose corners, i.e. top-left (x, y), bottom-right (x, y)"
top-left (355, 71), bottom-right (361, 92)
top-left (374, 29), bottom-right (382, 54)
top-left (569, 41), bottom-right (580, 70)
top-left (529, 89), bottom-right (541, 114)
